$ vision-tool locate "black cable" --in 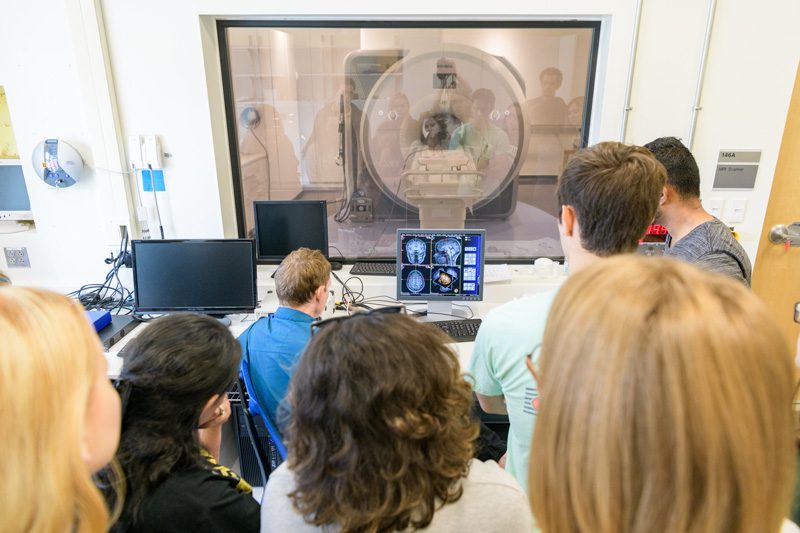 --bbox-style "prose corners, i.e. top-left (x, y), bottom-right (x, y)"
top-left (147, 163), bottom-right (165, 239)
top-left (331, 271), bottom-right (365, 307)
top-left (328, 245), bottom-right (346, 263)
top-left (67, 230), bottom-right (135, 315)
